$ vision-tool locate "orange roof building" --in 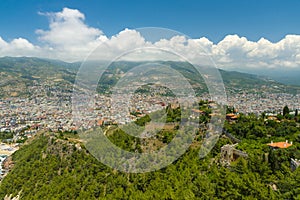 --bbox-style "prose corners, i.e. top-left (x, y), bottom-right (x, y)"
top-left (226, 113), bottom-right (239, 120)
top-left (226, 113), bottom-right (235, 117)
top-left (97, 120), bottom-right (104, 126)
top-left (267, 141), bottom-right (293, 149)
